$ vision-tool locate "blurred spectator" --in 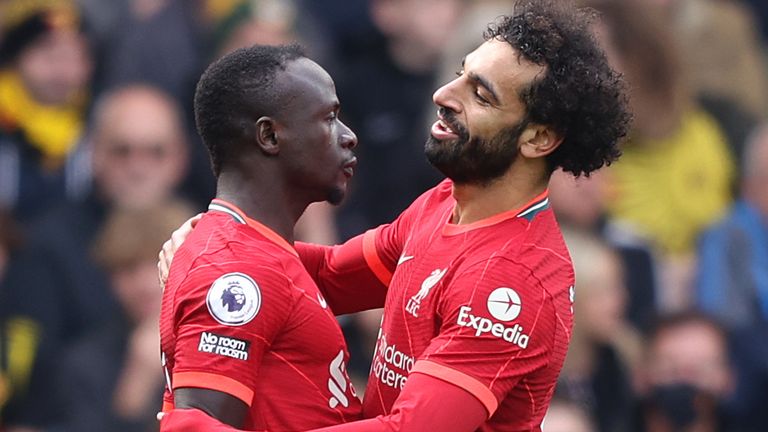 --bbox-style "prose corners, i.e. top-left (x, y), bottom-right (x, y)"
top-left (332, 0), bottom-right (463, 240)
top-left (650, 0), bottom-right (766, 170)
top-left (558, 228), bottom-right (642, 432)
top-left (636, 311), bottom-right (736, 432)
top-left (695, 123), bottom-right (768, 429)
top-left (696, 123), bottom-right (768, 336)
top-left (0, 210), bottom-right (23, 416)
top-left (741, 0), bottom-right (768, 43)
top-left (550, 168), bottom-right (658, 333)
top-left (87, 0), bottom-right (213, 208)
top-left (672, 0), bottom-right (768, 121)
top-left (0, 0), bottom-right (93, 220)
top-left (588, 0), bottom-right (735, 310)
top-left (543, 394), bottom-right (597, 432)
top-left (55, 201), bottom-right (193, 431)
top-left (0, 84), bottom-right (189, 430)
